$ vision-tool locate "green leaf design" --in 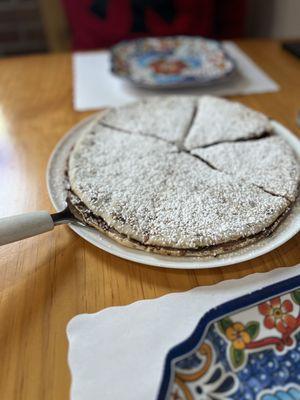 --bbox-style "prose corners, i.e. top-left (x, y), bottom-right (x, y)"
top-left (291, 289), bottom-right (300, 305)
top-left (230, 345), bottom-right (245, 369)
top-left (245, 321), bottom-right (260, 340)
top-left (218, 317), bottom-right (233, 334)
